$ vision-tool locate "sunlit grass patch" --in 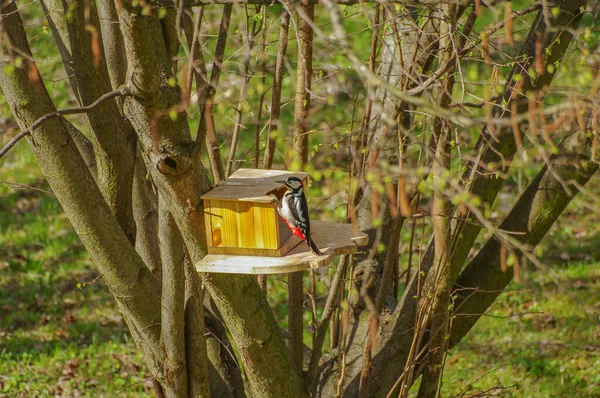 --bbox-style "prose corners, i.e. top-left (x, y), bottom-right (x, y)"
top-left (442, 262), bottom-right (600, 397)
